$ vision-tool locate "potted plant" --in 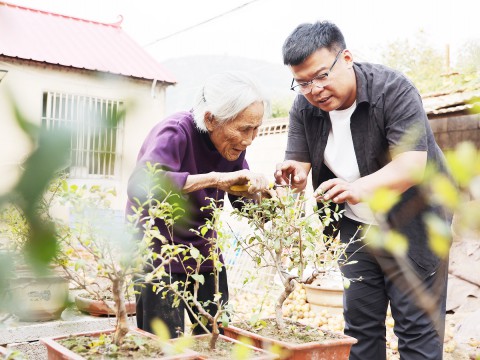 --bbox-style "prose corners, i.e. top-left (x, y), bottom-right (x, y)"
top-left (0, 180), bottom-right (69, 322)
top-left (301, 235), bottom-right (351, 315)
top-left (40, 175), bottom-right (197, 359)
top-left (222, 188), bottom-right (359, 359)
top-left (145, 197), bottom-right (277, 359)
top-left (73, 288), bottom-right (137, 317)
